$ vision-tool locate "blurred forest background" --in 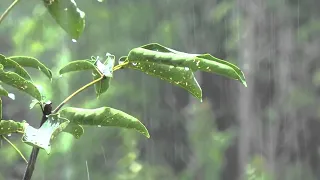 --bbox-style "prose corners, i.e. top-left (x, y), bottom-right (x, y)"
top-left (1, 0), bottom-right (320, 179)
